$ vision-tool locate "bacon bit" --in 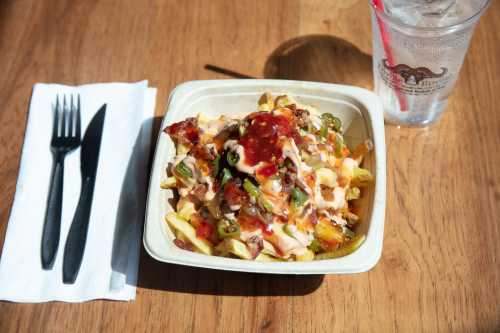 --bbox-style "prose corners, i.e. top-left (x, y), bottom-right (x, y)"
top-left (310, 209), bottom-right (318, 226)
top-left (291, 130), bottom-right (303, 145)
top-left (212, 179), bottom-right (221, 193)
top-left (223, 181), bottom-right (249, 206)
top-left (192, 184), bottom-right (208, 201)
top-left (173, 238), bottom-right (193, 251)
top-left (196, 222), bottom-right (214, 239)
top-left (293, 108), bottom-right (309, 127)
top-left (165, 118), bottom-right (200, 146)
top-left (247, 235), bottom-right (264, 259)
top-left (191, 144), bottom-right (216, 161)
top-left (282, 172), bottom-right (296, 194)
top-left (273, 215), bottom-right (288, 224)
